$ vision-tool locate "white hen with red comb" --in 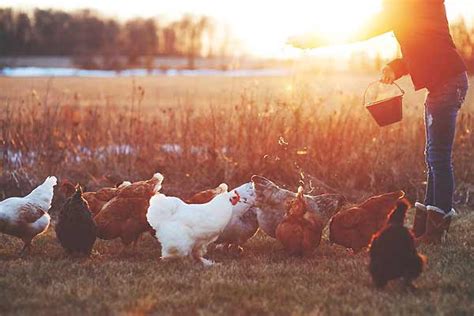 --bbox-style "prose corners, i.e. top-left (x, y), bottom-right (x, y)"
top-left (146, 180), bottom-right (240, 266)
top-left (0, 176), bottom-right (57, 255)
